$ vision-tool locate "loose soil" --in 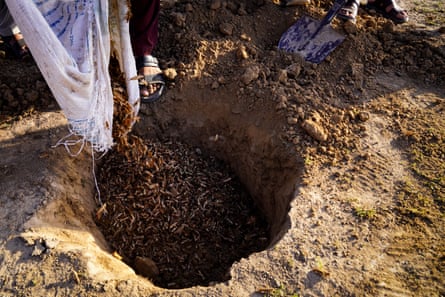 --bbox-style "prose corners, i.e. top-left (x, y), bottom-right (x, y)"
top-left (0, 0), bottom-right (444, 297)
